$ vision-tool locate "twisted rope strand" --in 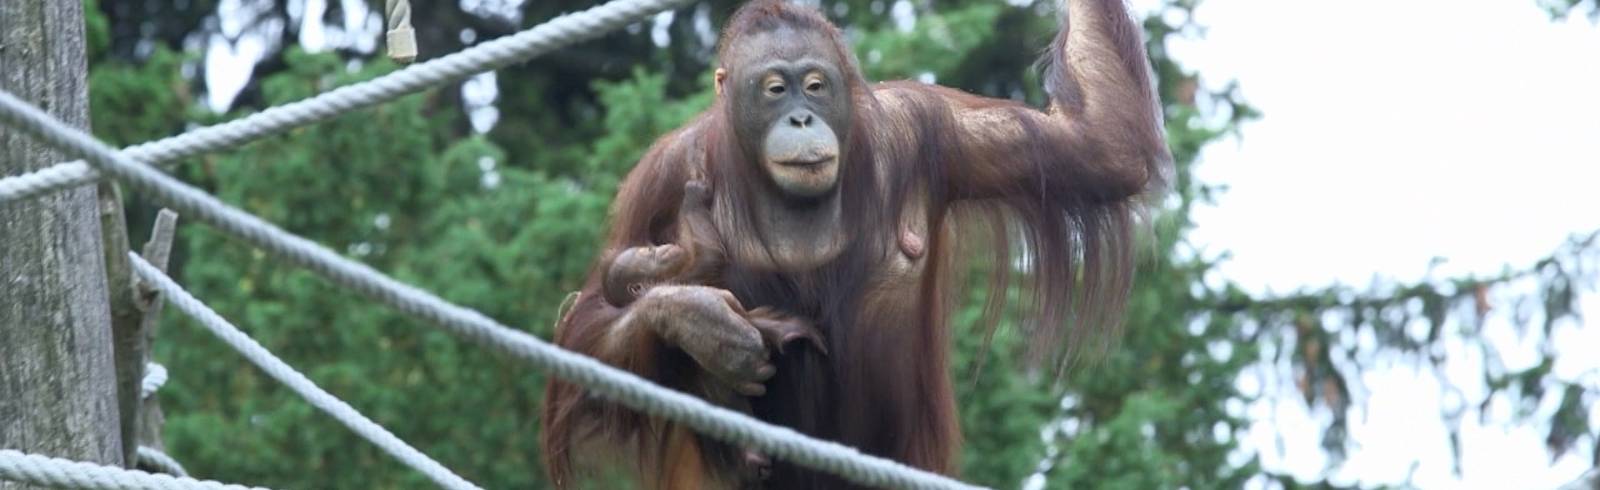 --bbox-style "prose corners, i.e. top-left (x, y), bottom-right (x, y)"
top-left (0, 450), bottom-right (263, 490)
top-left (140, 363), bottom-right (167, 400)
top-left (134, 447), bottom-right (189, 478)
